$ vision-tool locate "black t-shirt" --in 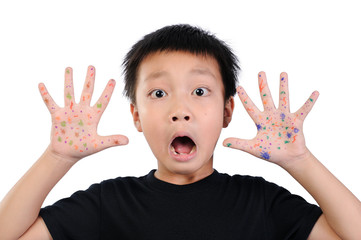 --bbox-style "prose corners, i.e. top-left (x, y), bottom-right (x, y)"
top-left (40, 170), bottom-right (322, 239)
